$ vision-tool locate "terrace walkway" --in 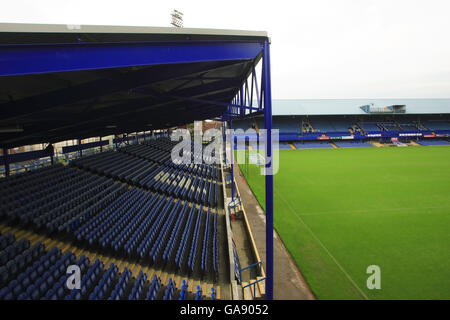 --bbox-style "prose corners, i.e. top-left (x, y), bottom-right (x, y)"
top-left (233, 163), bottom-right (315, 300)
